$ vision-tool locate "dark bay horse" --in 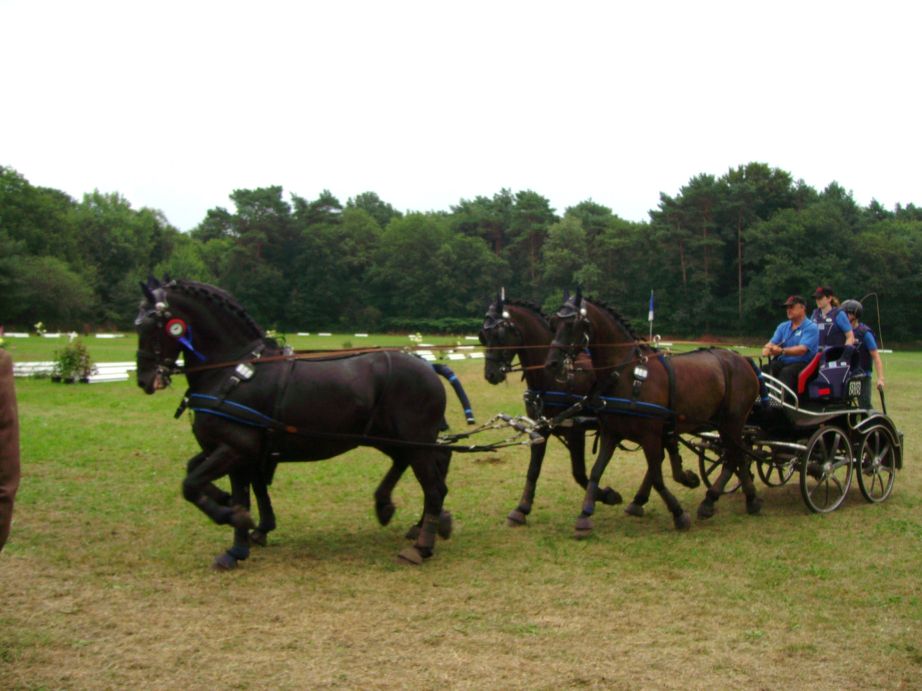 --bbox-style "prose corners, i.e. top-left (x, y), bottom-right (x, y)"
top-left (479, 296), bottom-right (622, 525)
top-left (545, 290), bottom-right (760, 536)
top-left (135, 278), bottom-right (452, 568)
